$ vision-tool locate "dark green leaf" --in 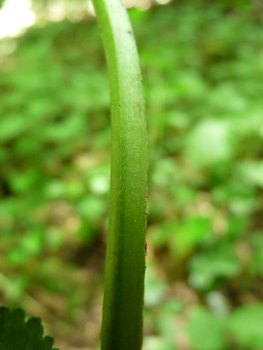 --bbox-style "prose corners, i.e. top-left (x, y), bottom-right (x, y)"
top-left (0, 307), bottom-right (58, 350)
